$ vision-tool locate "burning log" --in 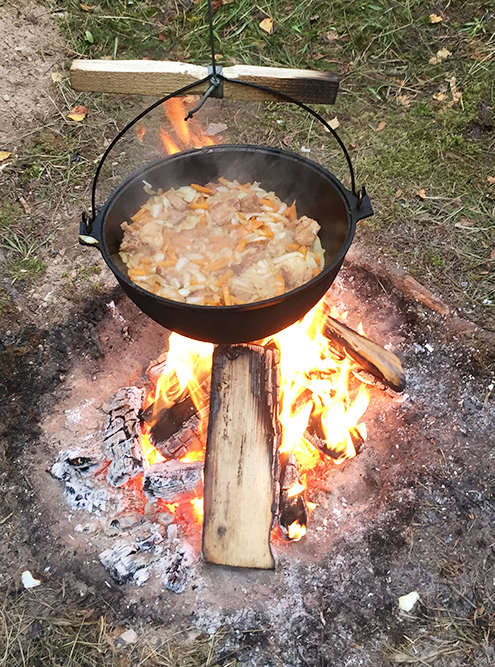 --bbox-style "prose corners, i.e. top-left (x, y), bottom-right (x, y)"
top-left (202, 344), bottom-right (281, 569)
top-left (141, 382), bottom-right (210, 460)
top-left (143, 460), bottom-right (203, 503)
top-left (101, 387), bottom-right (145, 486)
top-left (279, 453), bottom-right (308, 540)
top-left (305, 413), bottom-right (365, 460)
top-left (324, 314), bottom-right (406, 392)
